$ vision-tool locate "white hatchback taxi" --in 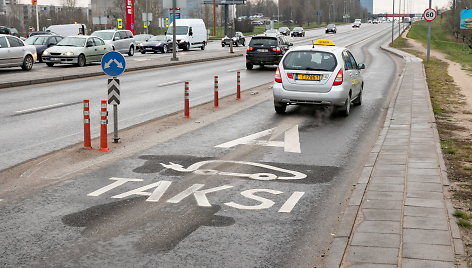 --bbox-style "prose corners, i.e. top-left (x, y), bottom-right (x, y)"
top-left (273, 39), bottom-right (365, 116)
